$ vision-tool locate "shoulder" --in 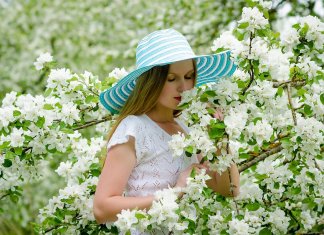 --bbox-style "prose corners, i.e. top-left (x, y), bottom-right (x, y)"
top-left (118, 114), bottom-right (146, 128)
